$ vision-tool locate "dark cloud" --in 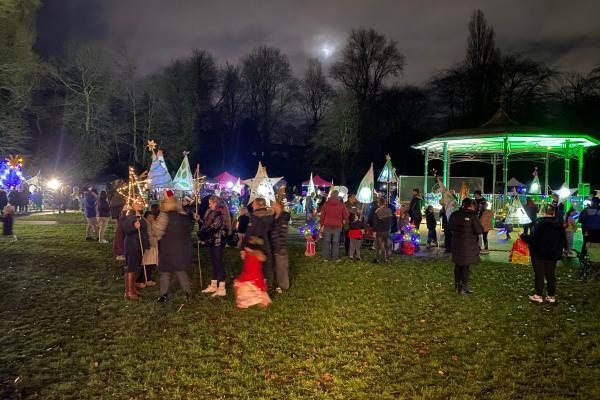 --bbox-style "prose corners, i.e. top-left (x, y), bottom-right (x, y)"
top-left (36, 0), bottom-right (600, 82)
